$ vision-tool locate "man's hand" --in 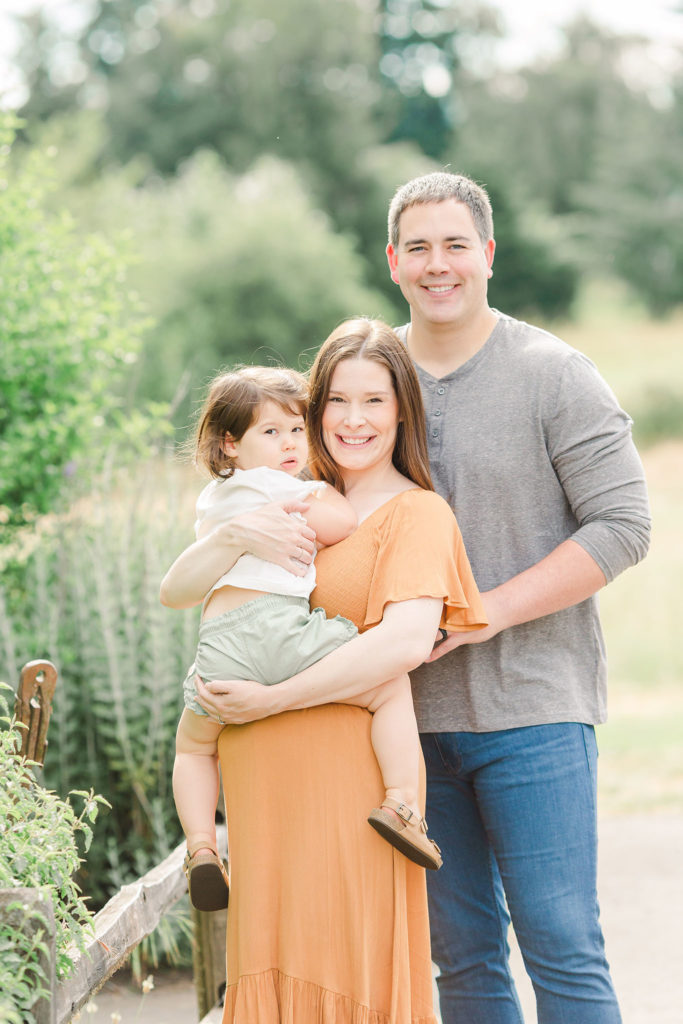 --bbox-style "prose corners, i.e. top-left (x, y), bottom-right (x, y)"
top-left (427, 620), bottom-right (501, 661)
top-left (427, 591), bottom-right (505, 662)
top-left (230, 499), bottom-right (316, 576)
top-left (195, 675), bottom-right (278, 724)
